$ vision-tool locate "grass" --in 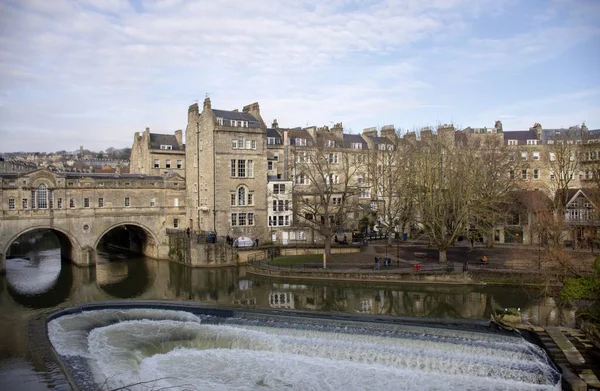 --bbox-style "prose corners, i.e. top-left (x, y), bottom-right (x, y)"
top-left (270, 254), bottom-right (325, 266)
